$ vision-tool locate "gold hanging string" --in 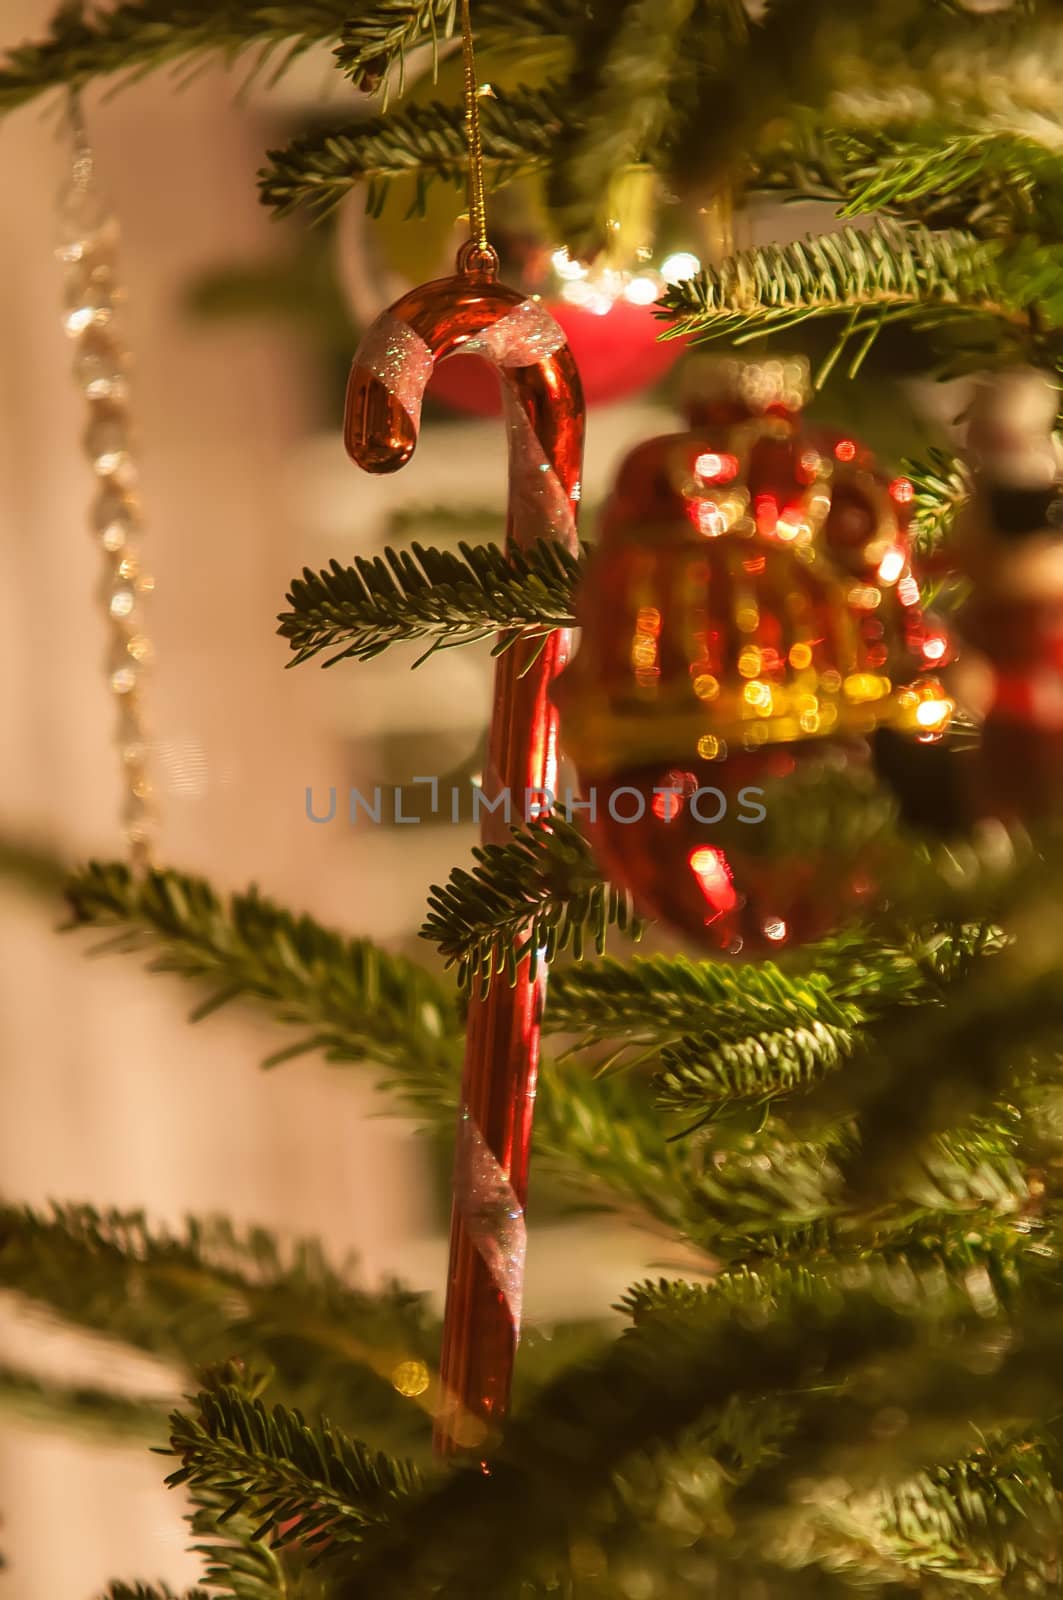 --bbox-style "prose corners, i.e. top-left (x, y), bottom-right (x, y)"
top-left (458, 0), bottom-right (496, 272)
